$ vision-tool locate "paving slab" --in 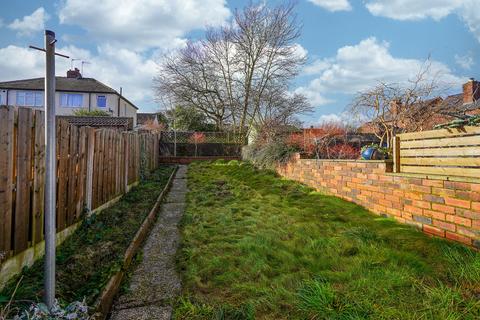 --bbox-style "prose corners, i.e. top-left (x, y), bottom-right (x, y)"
top-left (110, 165), bottom-right (187, 320)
